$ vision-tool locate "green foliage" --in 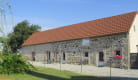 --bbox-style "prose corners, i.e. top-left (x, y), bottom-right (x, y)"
top-left (8, 20), bottom-right (41, 52)
top-left (0, 53), bottom-right (34, 74)
top-left (0, 51), bottom-right (3, 63)
top-left (0, 37), bottom-right (12, 54)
